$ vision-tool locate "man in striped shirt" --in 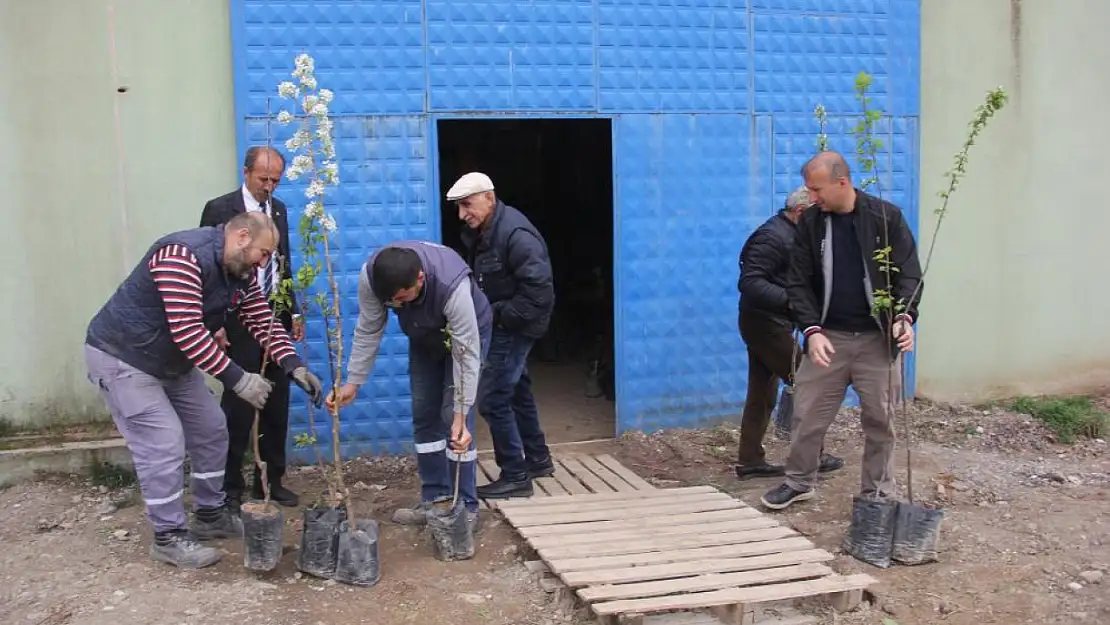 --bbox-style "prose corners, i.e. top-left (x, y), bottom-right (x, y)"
top-left (84, 211), bottom-right (324, 569)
